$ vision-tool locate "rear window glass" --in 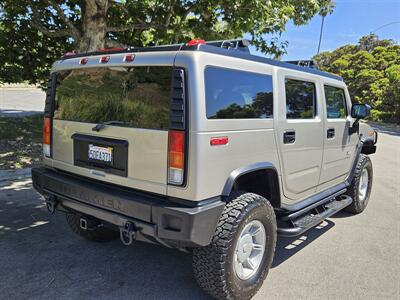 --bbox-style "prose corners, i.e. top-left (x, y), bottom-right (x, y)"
top-left (54, 66), bottom-right (172, 130)
top-left (205, 67), bottom-right (273, 119)
top-left (285, 79), bottom-right (316, 119)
